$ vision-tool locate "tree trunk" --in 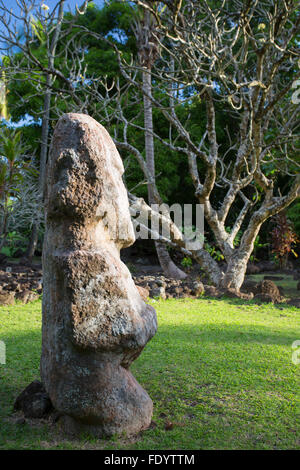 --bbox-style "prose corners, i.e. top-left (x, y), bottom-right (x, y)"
top-left (142, 67), bottom-right (186, 280)
top-left (143, 68), bottom-right (155, 203)
top-left (219, 217), bottom-right (265, 290)
top-left (154, 240), bottom-right (186, 279)
top-left (220, 253), bottom-right (248, 290)
top-left (25, 223), bottom-right (39, 261)
top-left (25, 2), bottom-right (65, 262)
top-left (193, 249), bottom-right (224, 286)
top-left (25, 84), bottom-right (51, 262)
